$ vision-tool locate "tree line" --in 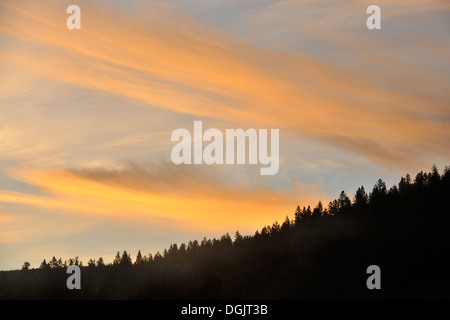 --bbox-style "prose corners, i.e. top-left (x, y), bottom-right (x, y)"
top-left (3, 164), bottom-right (450, 299)
top-left (28, 165), bottom-right (449, 271)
